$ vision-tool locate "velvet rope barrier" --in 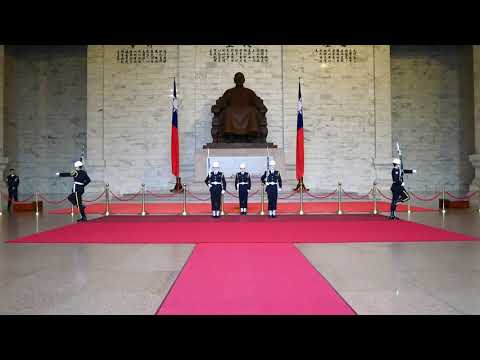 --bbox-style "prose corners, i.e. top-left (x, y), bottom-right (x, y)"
top-left (146, 190), bottom-right (182, 199)
top-left (38, 194), bottom-right (70, 205)
top-left (377, 189), bottom-right (393, 201)
top-left (445, 191), bottom-right (479, 201)
top-left (186, 191), bottom-right (211, 202)
top-left (342, 188), bottom-right (373, 200)
top-left (278, 191), bottom-right (298, 200)
top-left (83, 190), bottom-right (107, 203)
top-left (11, 194), bottom-right (36, 203)
top-left (410, 192), bottom-right (442, 201)
top-left (304, 190), bottom-right (338, 200)
top-left (109, 190), bottom-right (142, 202)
